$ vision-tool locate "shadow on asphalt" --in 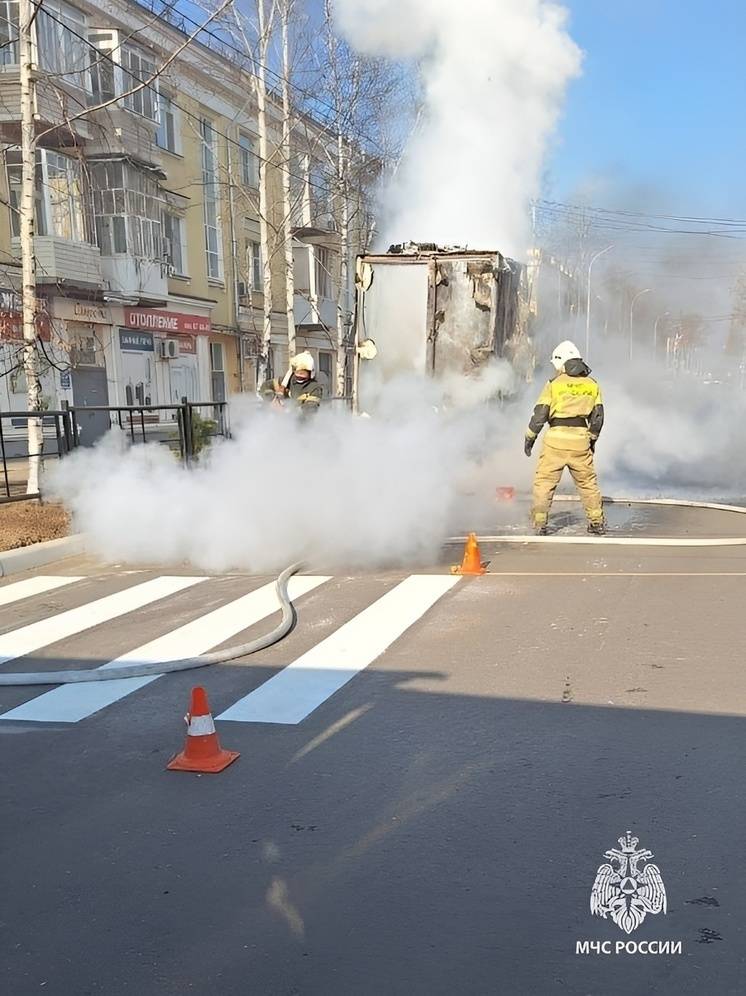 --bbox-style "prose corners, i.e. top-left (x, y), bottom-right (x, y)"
top-left (1, 657), bottom-right (742, 996)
